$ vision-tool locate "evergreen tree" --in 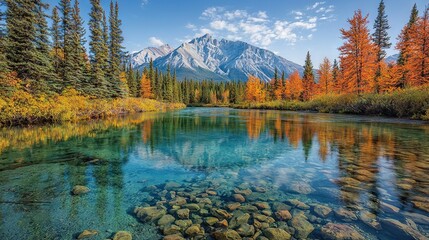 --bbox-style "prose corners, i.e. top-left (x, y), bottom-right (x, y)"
top-left (71, 0), bottom-right (89, 93)
top-left (59, 0), bottom-right (77, 87)
top-left (373, 0), bottom-right (391, 61)
top-left (89, 0), bottom-right (108, 97)
top-left (0, 0), bottom-right (9, 75)
top-left (372, 0), bottom-right (391, 93)
top-left (126, 63), bottom-right (137, 96)
top-left (332, 59), bottom-right (340, 92)
top-left (6, 0), bottom-right (54, 93)
top-left (108, 1), bottom-right (124, 97)
top-left (302, 51), bottom-right (314, 100)
top-left (51, 7), bottom-right (61, 76)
